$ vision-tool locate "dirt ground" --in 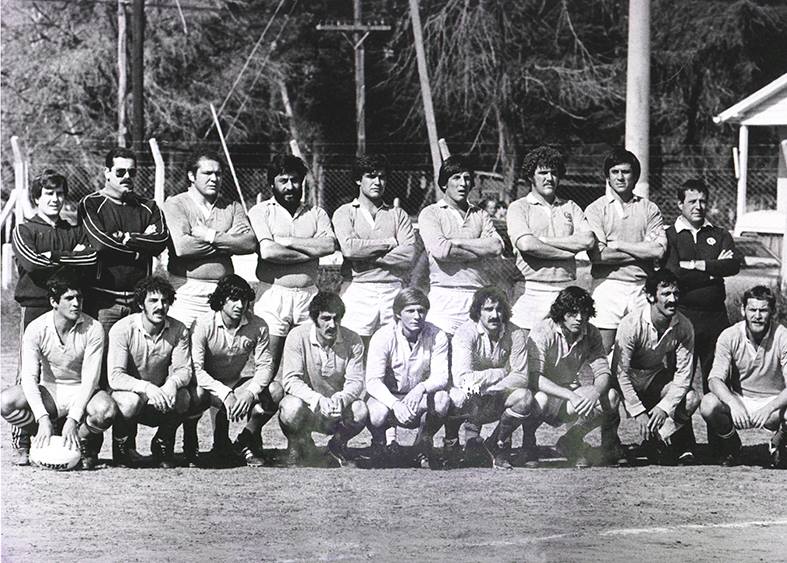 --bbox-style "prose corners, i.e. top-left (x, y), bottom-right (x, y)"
top-left (1, 301), bottom-right (786, 562)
